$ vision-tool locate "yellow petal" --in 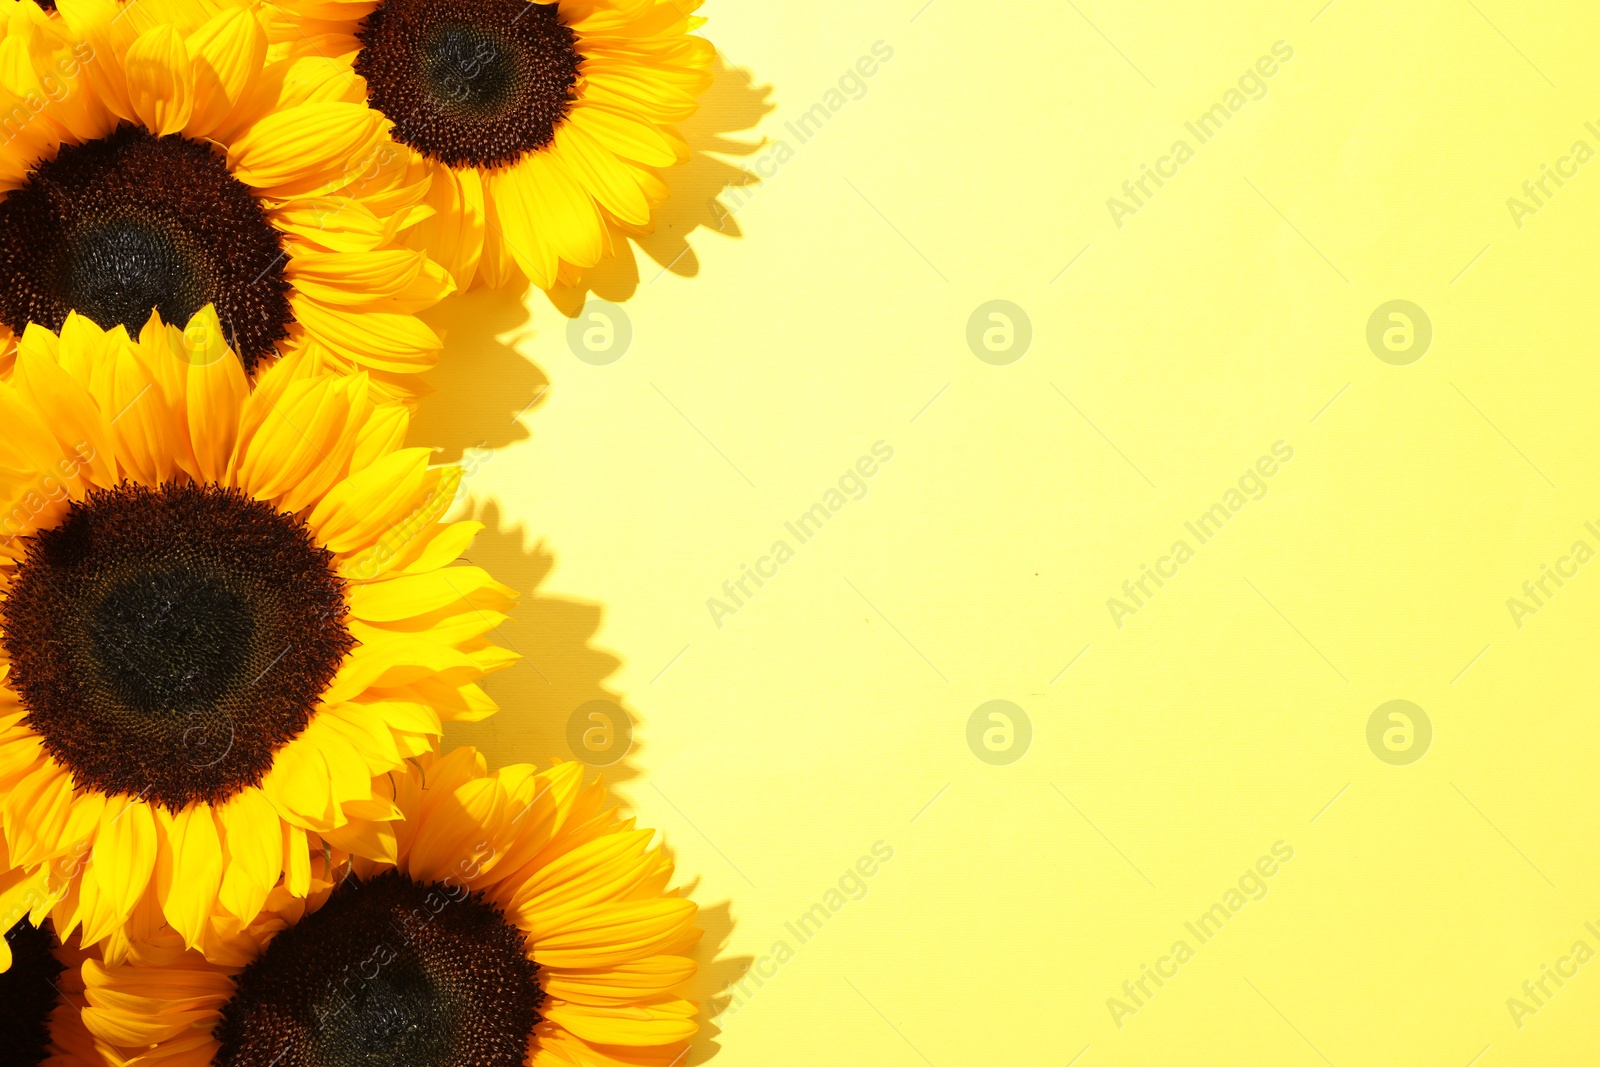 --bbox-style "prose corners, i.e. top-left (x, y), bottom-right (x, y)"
top-left (3, 761), bottom-right (74, 867)
top-left (319, 704), bottom-right (401, 774)
top-left (408, 776), bottom-right (504, 883)
top-left (176, 307), bottom-right (248, 483)
top-left (581, 62), bottom-right (701, 122)
top-left (336, 468), bottom-right (461, 580)
top-left (125, 24), bottom-right (194, 135)
top-left (569, 103), bottom-right (678, 167)
top-left (385, 519), bottom-right (482, 577)
top-left (59, 790), bottom-right (107, 866)
top-left (552, 122), bottom-right (650, 225)
top-left (487, 161), bottom-right (555, 287)
top-left (286, 248), bottom-right (428, 306)
top-left (91, 798), bottom-right (158, 939)
top-left (321, 637), bottom-right (481, 702)
top-left (303, 717), bottom-right (370, 809)
top-left (289, 297), bottom-right (442, 374)
top-left (283, 821), bottom-right (311, 896)
top-left (104, 343), bottom-right (171, 484)
top-left (262, 739), bottom-right (337, 829)
top-left (154, 804), bottom-right (223, 948)
top-left (232, 373), bottom-right (353, 506)
top-left (347, 567), bottom-right (514, 623)
top-left (228, 100), bottom-right (384, 195)
top-left (543, 998), bottom-right (698, 1046)
top-left (476, 194), bottom-right (521, 288)
top-left (10, 333), bottom-right (118, 485)
top-left (216, 787), bottom-right (281, 922)
top-left (404, 164), bottom-right (484, 289)
top-left (343, 696), bottom-right (442, 740)
top-left (526, 147), bottom-right (602, 267)
top-left (274, 196), bottom-right (388, 253)
top-left (528, 898), bottom-right (698, 969)
top-left (542, 955), bottom-right (697, 1004)
top-left (318, 813), bottom-right (398, 865)
top-left (184, 5), bottom-right (267, 137)
top-left (305, 446), bottom-right (432, 556)
top-left (350, 400), bottom-right (409, 472)
top-left (513, 829), bottom-right (656, 918)
top-left (0, 866), bottom-right (57, 970)
top-left (60, 0), bottom-right (138, 123)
